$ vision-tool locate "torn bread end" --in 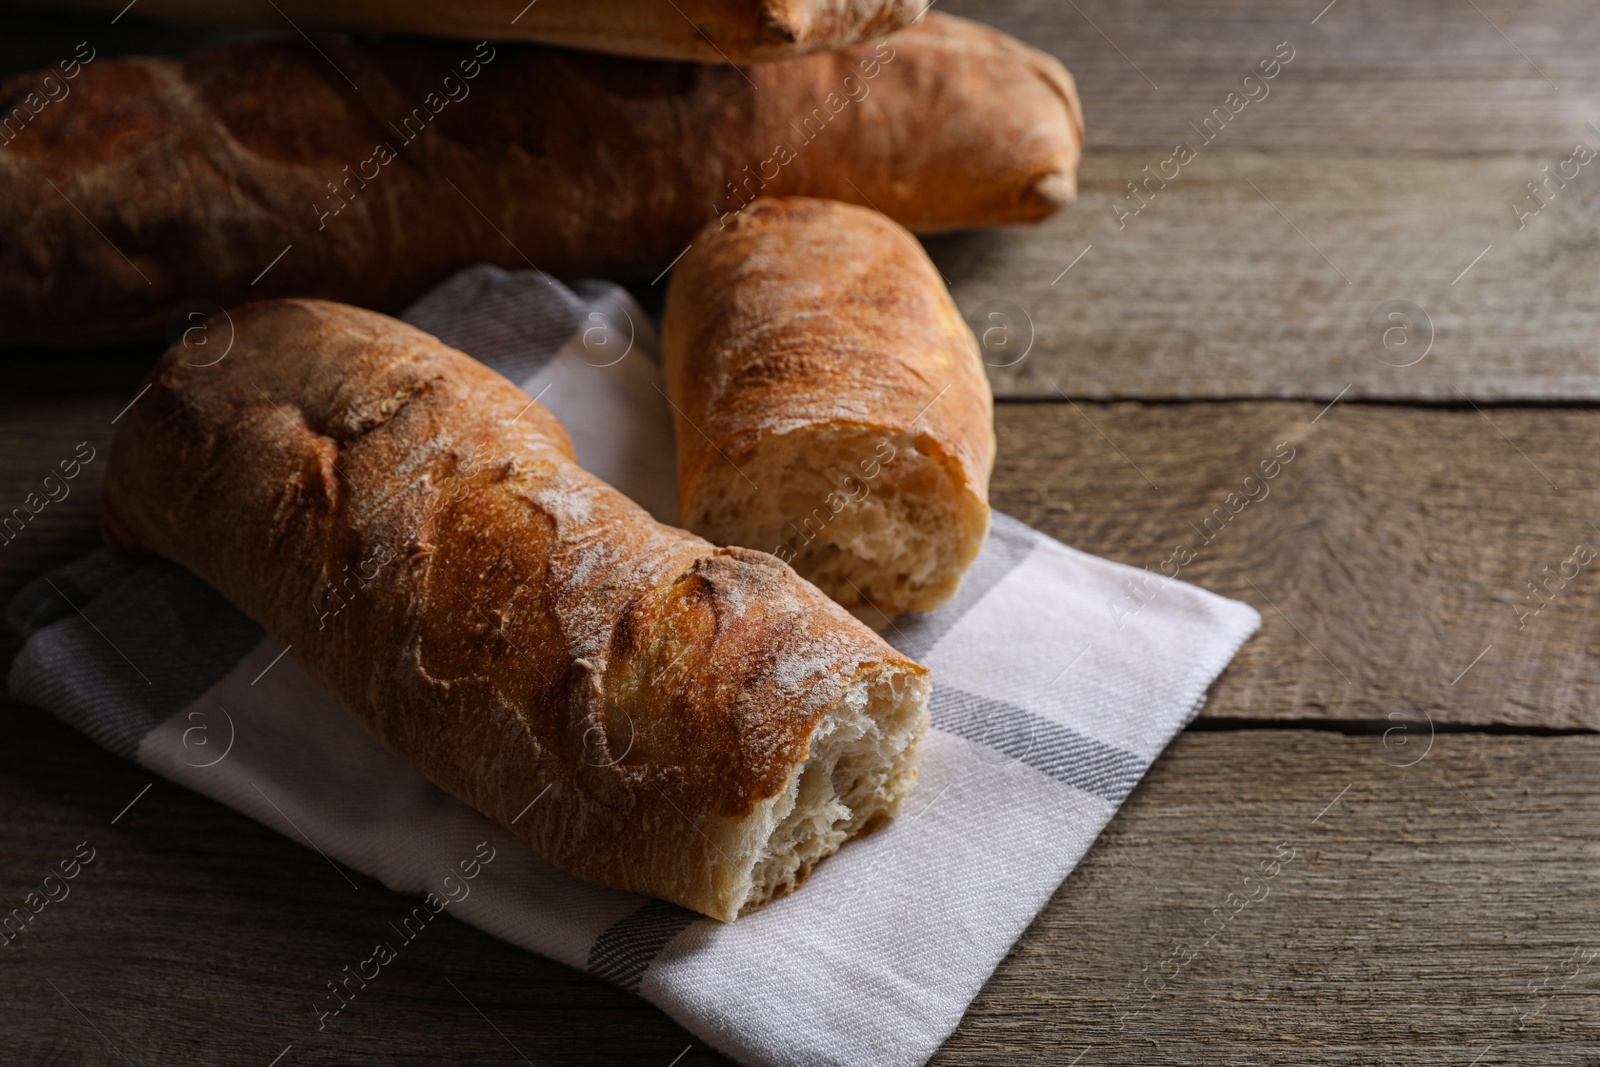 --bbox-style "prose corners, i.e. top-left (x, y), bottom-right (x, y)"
top-left (720, 662), bottom-right (930, 920)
